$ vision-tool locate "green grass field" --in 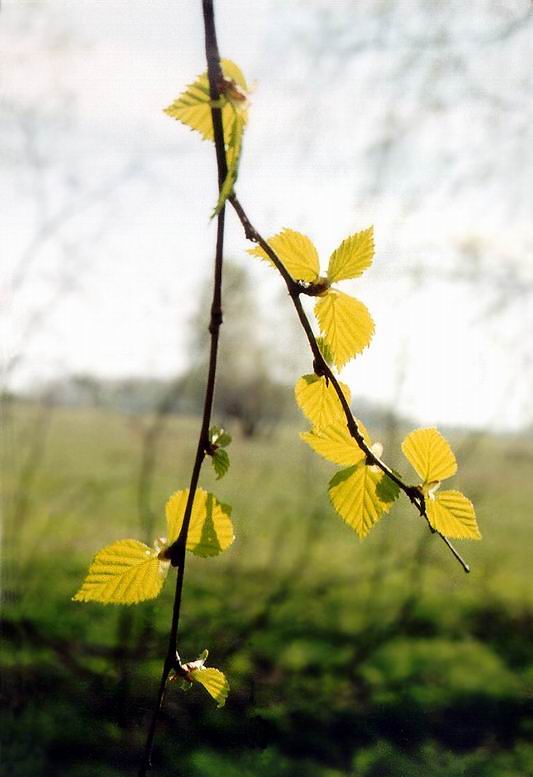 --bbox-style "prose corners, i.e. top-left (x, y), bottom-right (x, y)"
top-left (2, 402), bottom-right (532, 776)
